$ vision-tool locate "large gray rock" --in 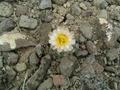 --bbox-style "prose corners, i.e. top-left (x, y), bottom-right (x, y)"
top-left (38, 78), bottom-right (53, 90)
top-left (39, 0), bottom-right (52, 9)
top-left (0, 2), bottom-right (13, 17)
top-left (26, 55), bottom-right (52, 90)
top-left (59, 56), bottom-right (77, 77)
top-left (106, 48), bottom-right (119, 61)
top-left (7, 52), bottom-right (18, 65)
top-left (98, 9), bottom-right (108, 19)
top-left (80, 22), bottom-right (93, 39)
top-left (0, 31), bottom-right (36, 51)
top-left (71, 2), bottom-right (81, 16)
top-left (108, 5), bottom-right (120, 22)
top-left (19, 15), bottom-right (38, 29)
top-left (0, 18), bottom-right (15, 34)
top-left (15, 5), bottom-right (28, 16)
